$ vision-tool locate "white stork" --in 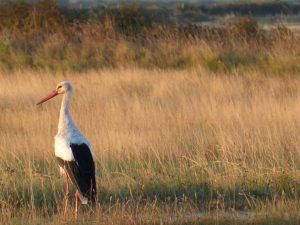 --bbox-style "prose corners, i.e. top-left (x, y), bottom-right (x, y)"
top-left (37, 81), bottom-right (96, 214)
